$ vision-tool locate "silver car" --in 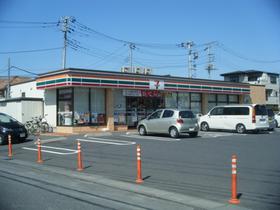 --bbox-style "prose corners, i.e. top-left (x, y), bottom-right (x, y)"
top-left (137, 109), bottom-right (199, 138)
